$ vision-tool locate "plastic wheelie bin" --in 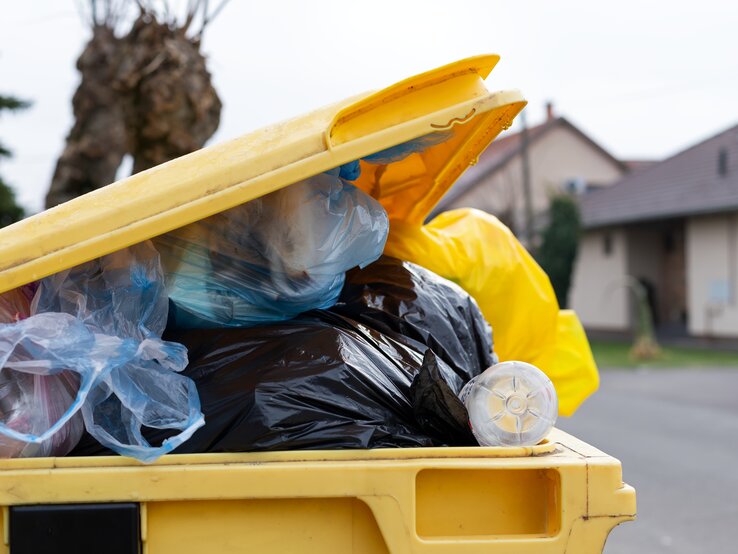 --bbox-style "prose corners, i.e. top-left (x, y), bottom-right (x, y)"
top-left (0, 54), bottom-right (635, 553)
